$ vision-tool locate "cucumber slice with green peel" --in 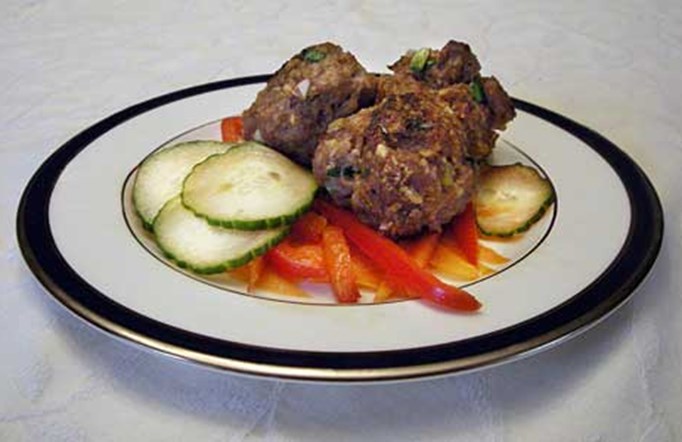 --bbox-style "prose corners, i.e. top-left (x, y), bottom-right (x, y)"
top-left (182, 142), bottom-right (318, 230)
top-left (153, 196), bottom-right (288, 274)
top-left (474, 163), bottom-right (555, 237)
top-left (133, 140), bottom-right (233, 230)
